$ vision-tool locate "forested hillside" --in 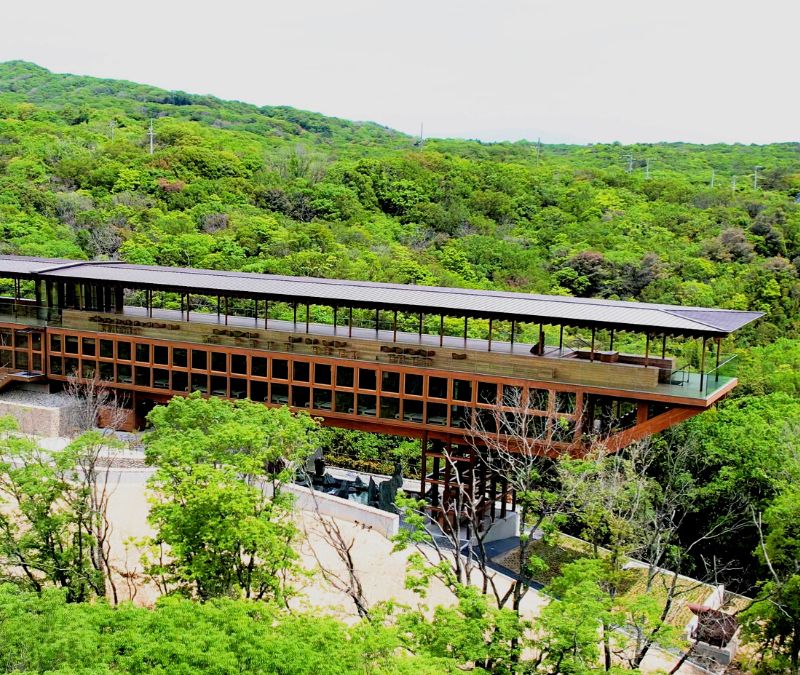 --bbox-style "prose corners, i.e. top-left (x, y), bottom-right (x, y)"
top-left (1, 60), bottom-right (799, 596)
